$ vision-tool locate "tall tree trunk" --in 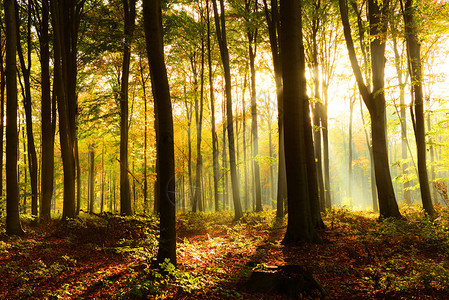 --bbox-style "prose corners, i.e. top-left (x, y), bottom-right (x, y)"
top-left (280, 0), bottom-right (317, 242)
top-left (5, 0), bottom-right (24, 235)
top-left (427, 99), bottom-right (436, 202)
top-left (310, 0), bottom-right (325, 212)
top-left (206, 0), bottom-right (221, 212)
top-left (183, 80), bottom-right (194, 208)
top-left (339, 0), bottom-right (401, 218)
top-left (15, 0), bottom-right (38, 220)
top-left (120, 0), bottom-right (136, 216)
top-left (392, 36), bottom-right (411, 205)
top-left (222, 102), bottom-right (228, 210)
top-left (39, 0), bottom-right (54, 221)
top-left (193, 38), bottom-right (205, 213)
top-left (242, 73), bottom-right (249, 211)
top-left (51, 0), bottom-right (83, 220)
top-left (404, 0), bottom-right (434, 216)
top-left (88, 143), bottom-right (95, 212)
top-left (263, 0), bottom-right (286, 218)
top-left (348, 96), bottom-right (354, 201)
top-left (0, 25), bottom-right (4, 207)
top-left (322, 90), bottom-right (331, 209)
top-left (245, 0), bottom-right (262, 212)
top-left (211, 0), bottom-right (243, 220)
top-left (139, 57), bottom-right (150, 213)
top-left (143, 0), bottom-right (176, 265)
top-left (101, 143), bottom-right (104, 213)
top-left (360, 98), bottom-right (378, 212)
